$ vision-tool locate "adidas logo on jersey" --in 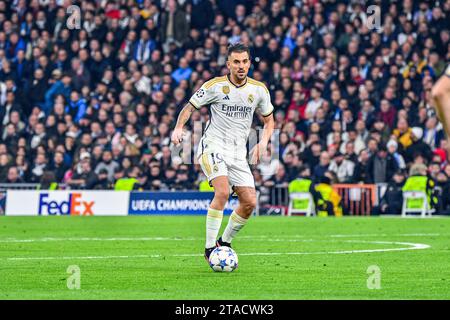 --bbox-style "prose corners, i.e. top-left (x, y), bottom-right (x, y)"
top-left (223, 95), bottom-right (230, 100)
